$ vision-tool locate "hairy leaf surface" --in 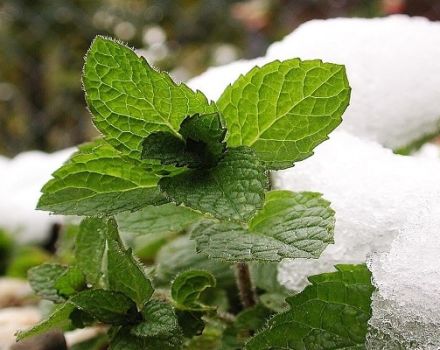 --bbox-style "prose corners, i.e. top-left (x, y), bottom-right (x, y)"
top-left (83, 36), bottom-right (216, 160)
